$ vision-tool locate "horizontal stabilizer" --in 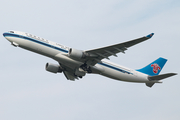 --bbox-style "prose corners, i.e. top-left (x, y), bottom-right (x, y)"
top-left (148, 73), bottom-right (177, 81)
